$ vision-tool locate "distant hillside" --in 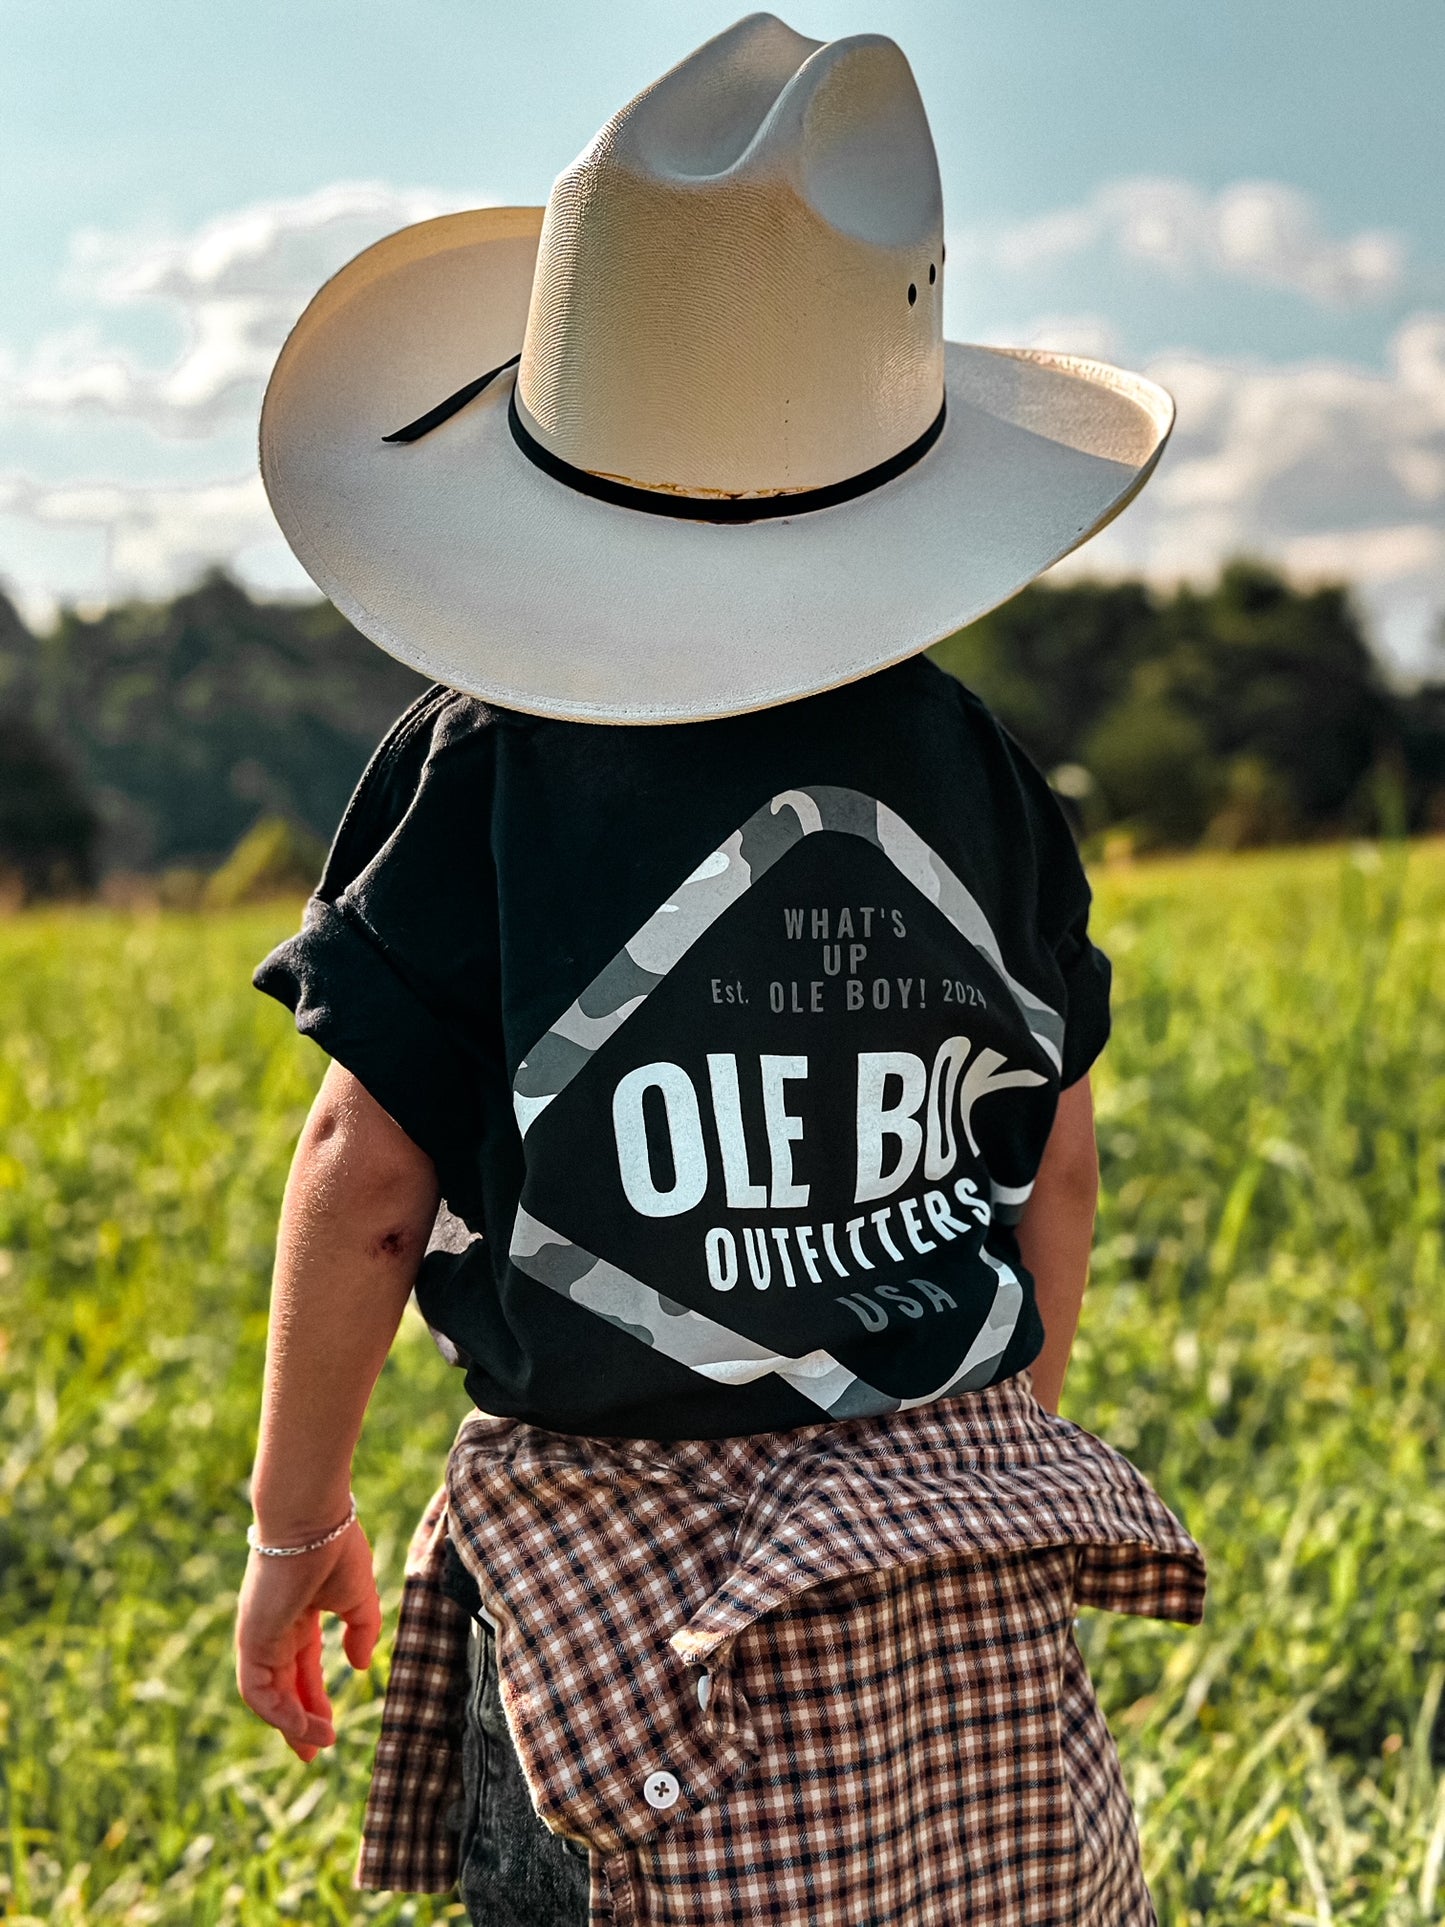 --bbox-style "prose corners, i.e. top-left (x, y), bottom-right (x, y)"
top-left (933, 563), bottom-right (1445, 848)
top-left (2, 563), bottom-right (1444, 896)
top-left (0, 572), bottom-right (429, 874)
